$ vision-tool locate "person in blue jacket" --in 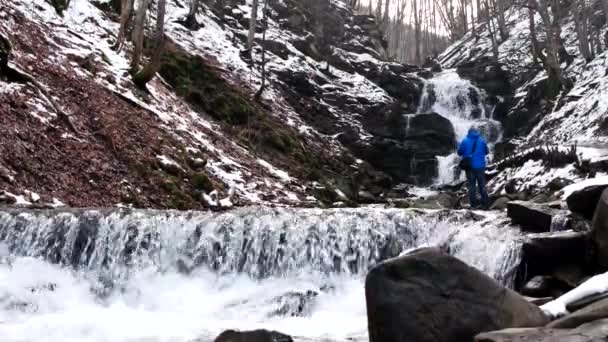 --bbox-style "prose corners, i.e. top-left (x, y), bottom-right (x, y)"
top-left (457, 127), bottom-right (490, 209)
